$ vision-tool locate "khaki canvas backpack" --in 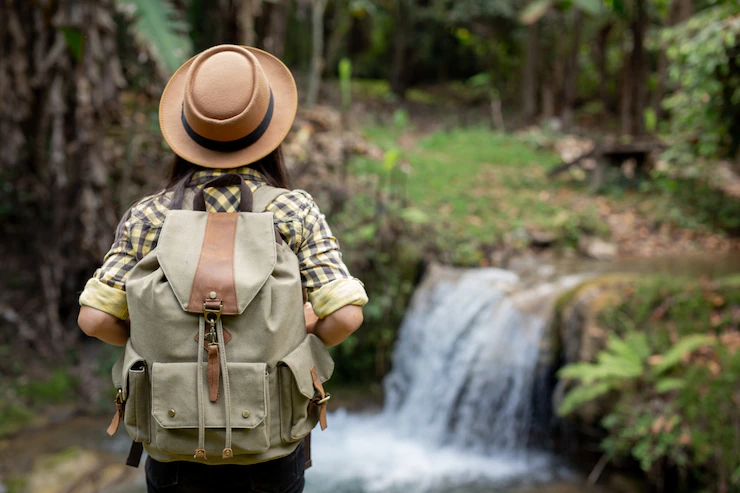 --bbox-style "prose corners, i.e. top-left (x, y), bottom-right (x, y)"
top-left (107, 174), bottom-right (334, 466)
